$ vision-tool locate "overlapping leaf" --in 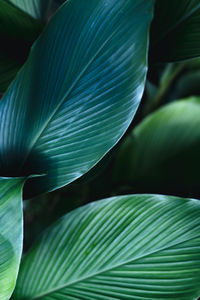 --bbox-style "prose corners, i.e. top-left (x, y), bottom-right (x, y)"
top-left (0, 0), bottom-right (154, 198)
top-left (150, 0), bottom-right (200, 62)
top-left (113, 97), bottom-right (200, 196)
top-left (7, 0), bottom-right (52, 21)
top-left (0, 177), bottom-right (24, 300)
top-left (0, 0), bottom-right (43, 92)
top-left (13, 194), bottom-right (200, 299)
